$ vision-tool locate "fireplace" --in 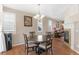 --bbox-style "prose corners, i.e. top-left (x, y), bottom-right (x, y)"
top-left (64, 29), bottom-right (71, 45)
